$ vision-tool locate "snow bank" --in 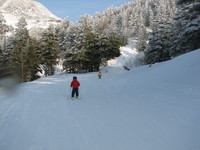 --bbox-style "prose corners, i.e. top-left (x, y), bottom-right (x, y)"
top-left (108, 37), bottom-right (144, 68)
